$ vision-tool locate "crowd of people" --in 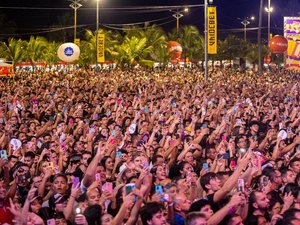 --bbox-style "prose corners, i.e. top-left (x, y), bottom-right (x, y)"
top-left (0, 67), bottom-right (300, 225)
